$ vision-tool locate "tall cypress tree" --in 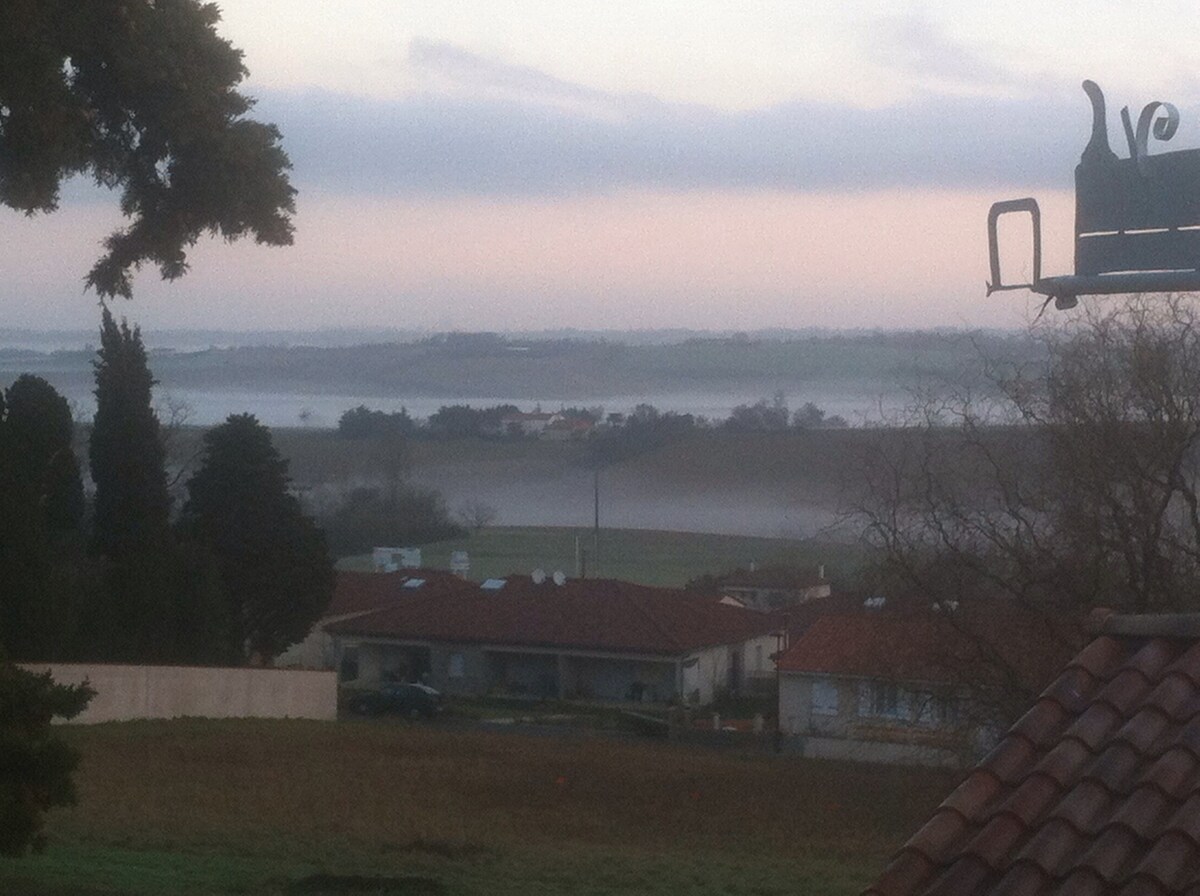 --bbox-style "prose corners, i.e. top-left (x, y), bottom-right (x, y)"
top-left (89, 308), bottom-right (171, 560)
top-left (85, 308), bottom-right (229, 663)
